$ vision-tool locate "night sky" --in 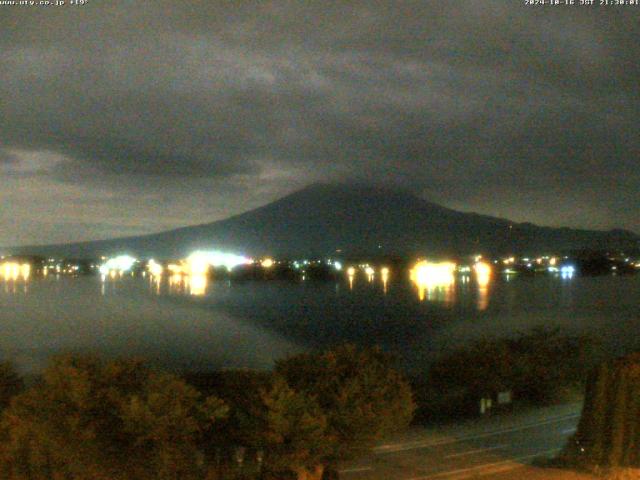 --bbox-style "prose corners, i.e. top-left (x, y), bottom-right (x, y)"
top-left (1, 1), bottom-right (638, 247)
